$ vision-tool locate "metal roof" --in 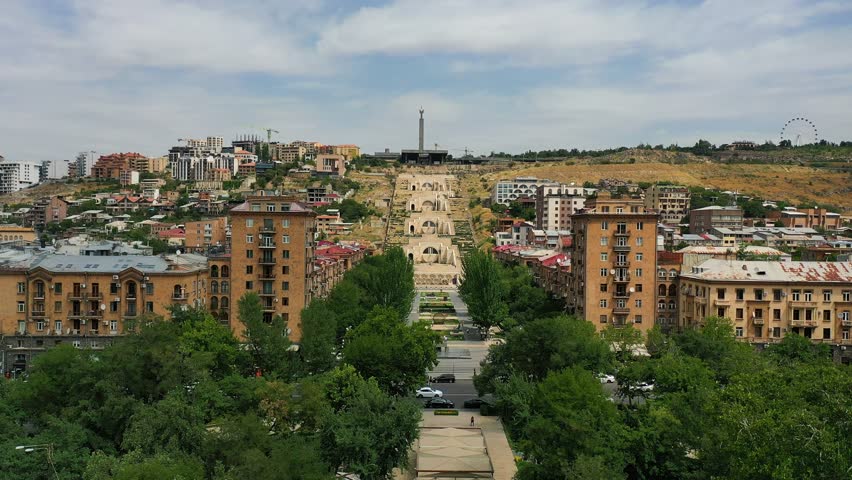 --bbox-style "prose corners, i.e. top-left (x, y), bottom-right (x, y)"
top-left (682, 259), bottom-right (852, 283)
